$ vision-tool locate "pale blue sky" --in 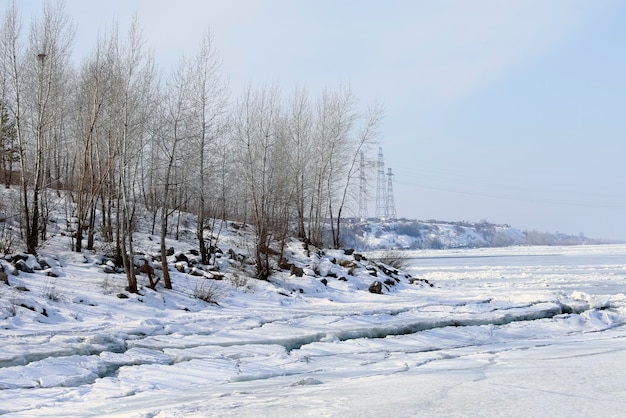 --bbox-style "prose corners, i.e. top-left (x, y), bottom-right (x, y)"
top-left (11, 0), bottom-right (626, 239)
